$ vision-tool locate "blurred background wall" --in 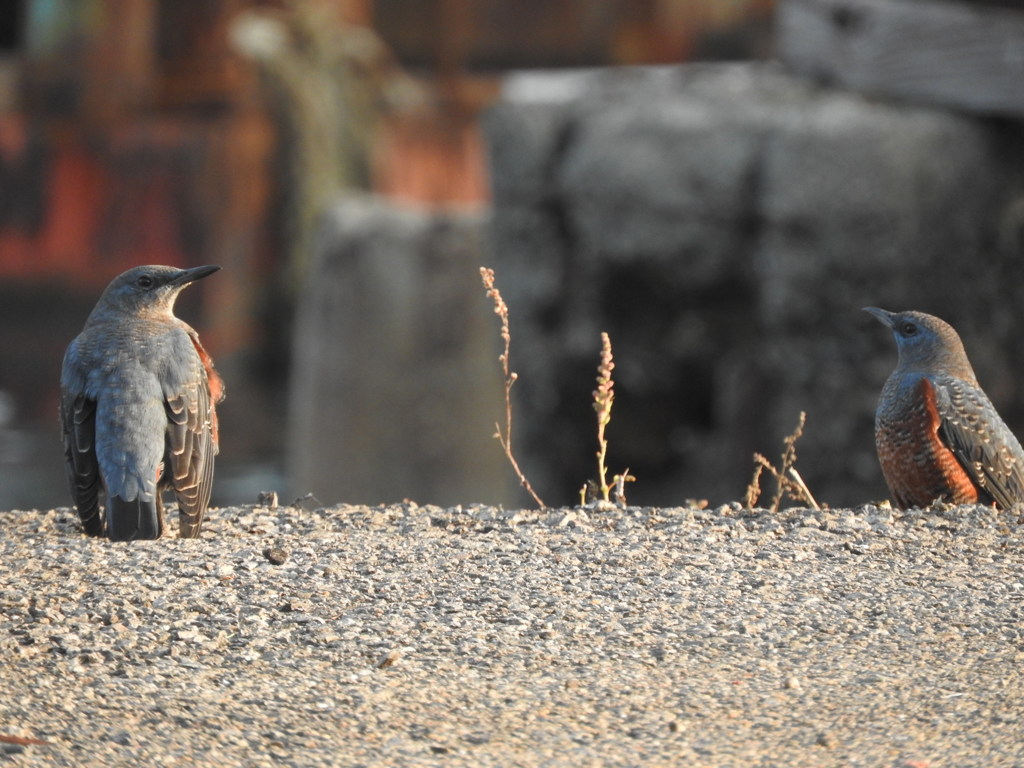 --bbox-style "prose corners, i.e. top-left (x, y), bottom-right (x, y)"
top-left (1, 0), bottom-right (1021, 511)
top-left (0, 0), bottom-right (774, 510)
